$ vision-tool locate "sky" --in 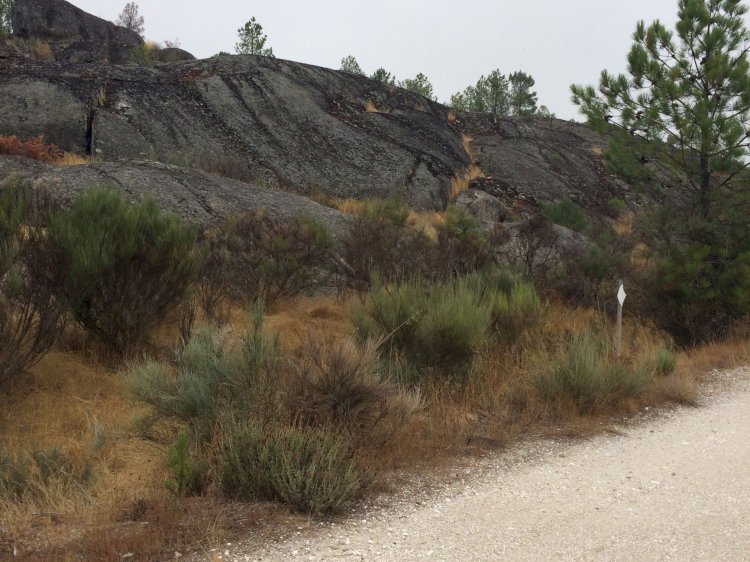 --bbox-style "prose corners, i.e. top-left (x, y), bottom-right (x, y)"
top-left (69, 1), bottom-right (719, 120)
